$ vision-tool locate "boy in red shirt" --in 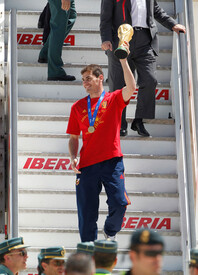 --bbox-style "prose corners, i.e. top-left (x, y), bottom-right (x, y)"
top-left (67, 42), bottom-right (136, 241)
